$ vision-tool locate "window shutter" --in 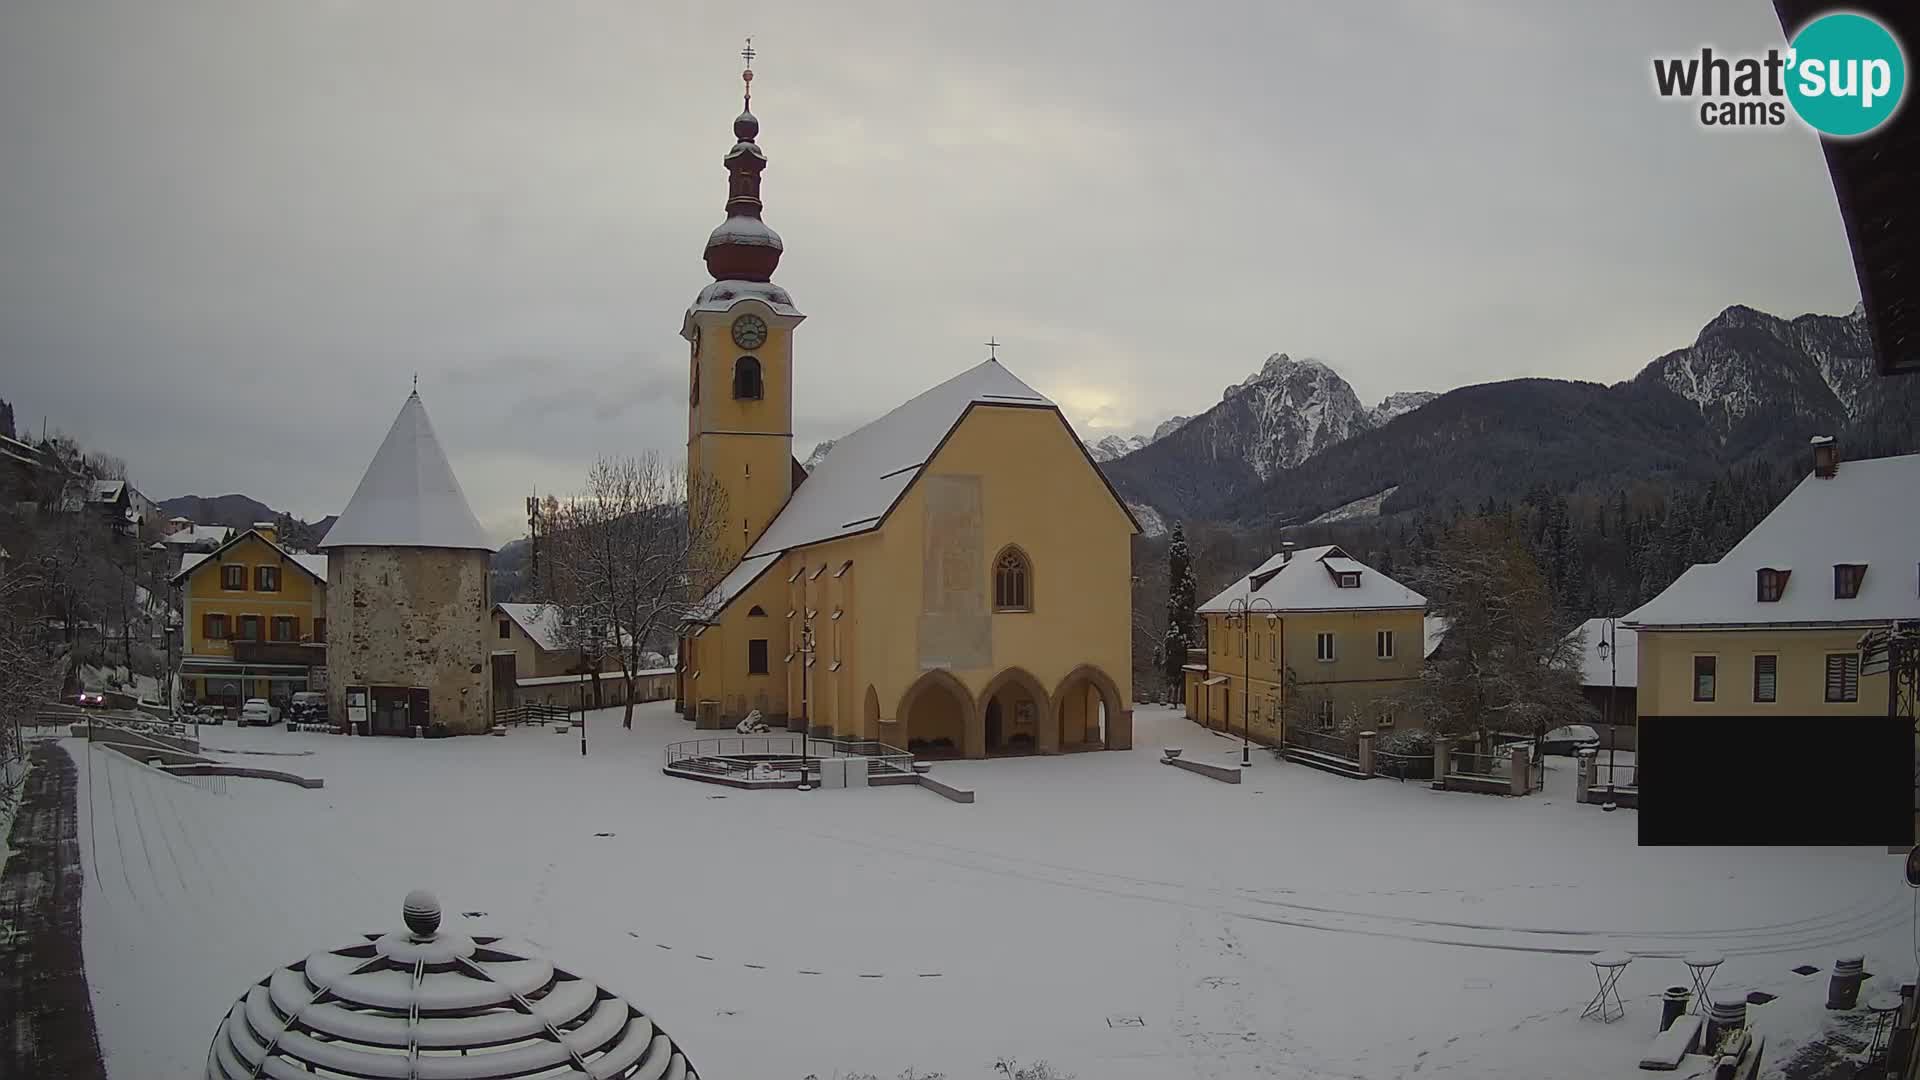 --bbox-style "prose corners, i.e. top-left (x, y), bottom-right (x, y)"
top-left (1753, 655), bottom-right (1776, 702)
